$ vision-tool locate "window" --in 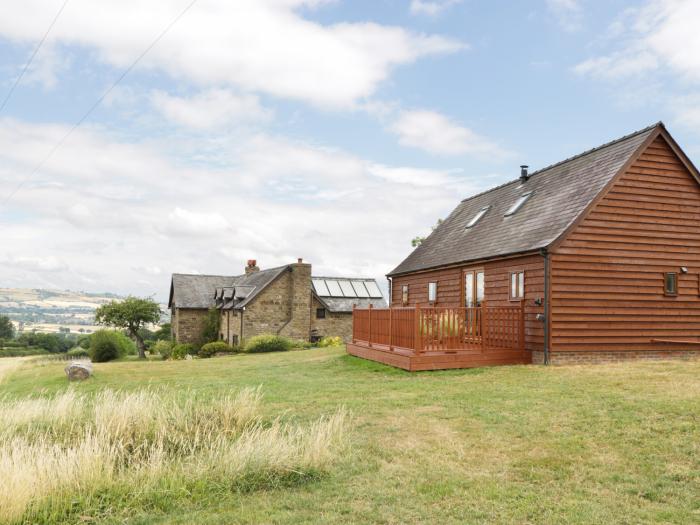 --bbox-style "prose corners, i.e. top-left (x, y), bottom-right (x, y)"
top-left (664, 272), bottom-right (678, 296)
top-left (402, 285), bottom-right (409, 306)
top-left (428, 282), bottom-right (437, 303)
top-left (504, 192), bottom-right (533, 216)
top-left (316, 308), bottom-right (326, 319)
top-left (510, 271), bottom-right (525, 300)
top-left (464, 270), bottom-right (485, 307)
top-left (466, 206), bottom-right (490, 228)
